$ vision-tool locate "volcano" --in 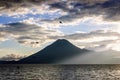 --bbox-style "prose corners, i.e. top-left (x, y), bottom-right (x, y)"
top-left (19, 39), bottom-right (90, 64)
